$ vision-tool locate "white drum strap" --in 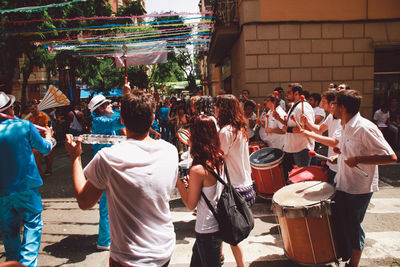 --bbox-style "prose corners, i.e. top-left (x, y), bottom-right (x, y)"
top-left (304, 217), bottom-right (317, 264)
top-left (327, 215), bottom-right (338, 260)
